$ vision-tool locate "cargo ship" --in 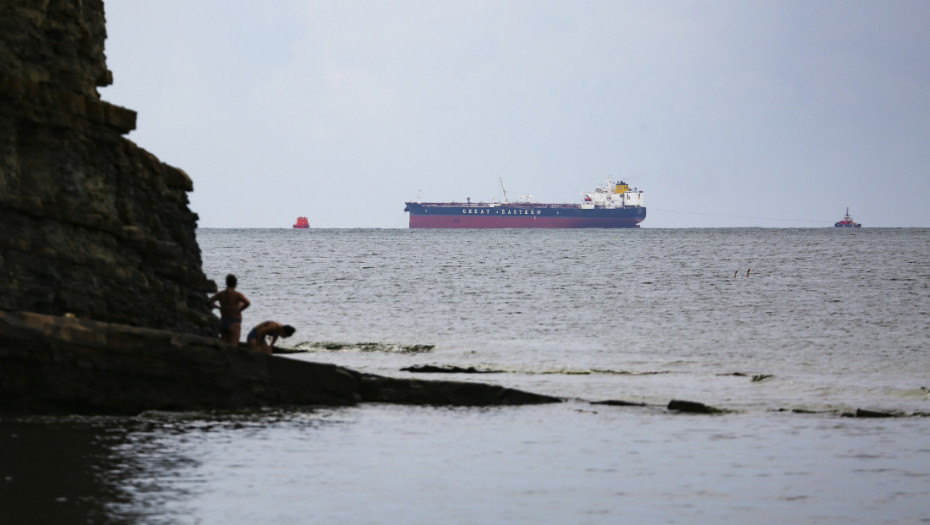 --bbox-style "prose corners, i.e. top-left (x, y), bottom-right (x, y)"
top-left (292, 216), bottom-right (310, 229)
top-left (834, 208), bottom-right (861, 228)
top-left (404, 180), bottom-right (645, 228)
